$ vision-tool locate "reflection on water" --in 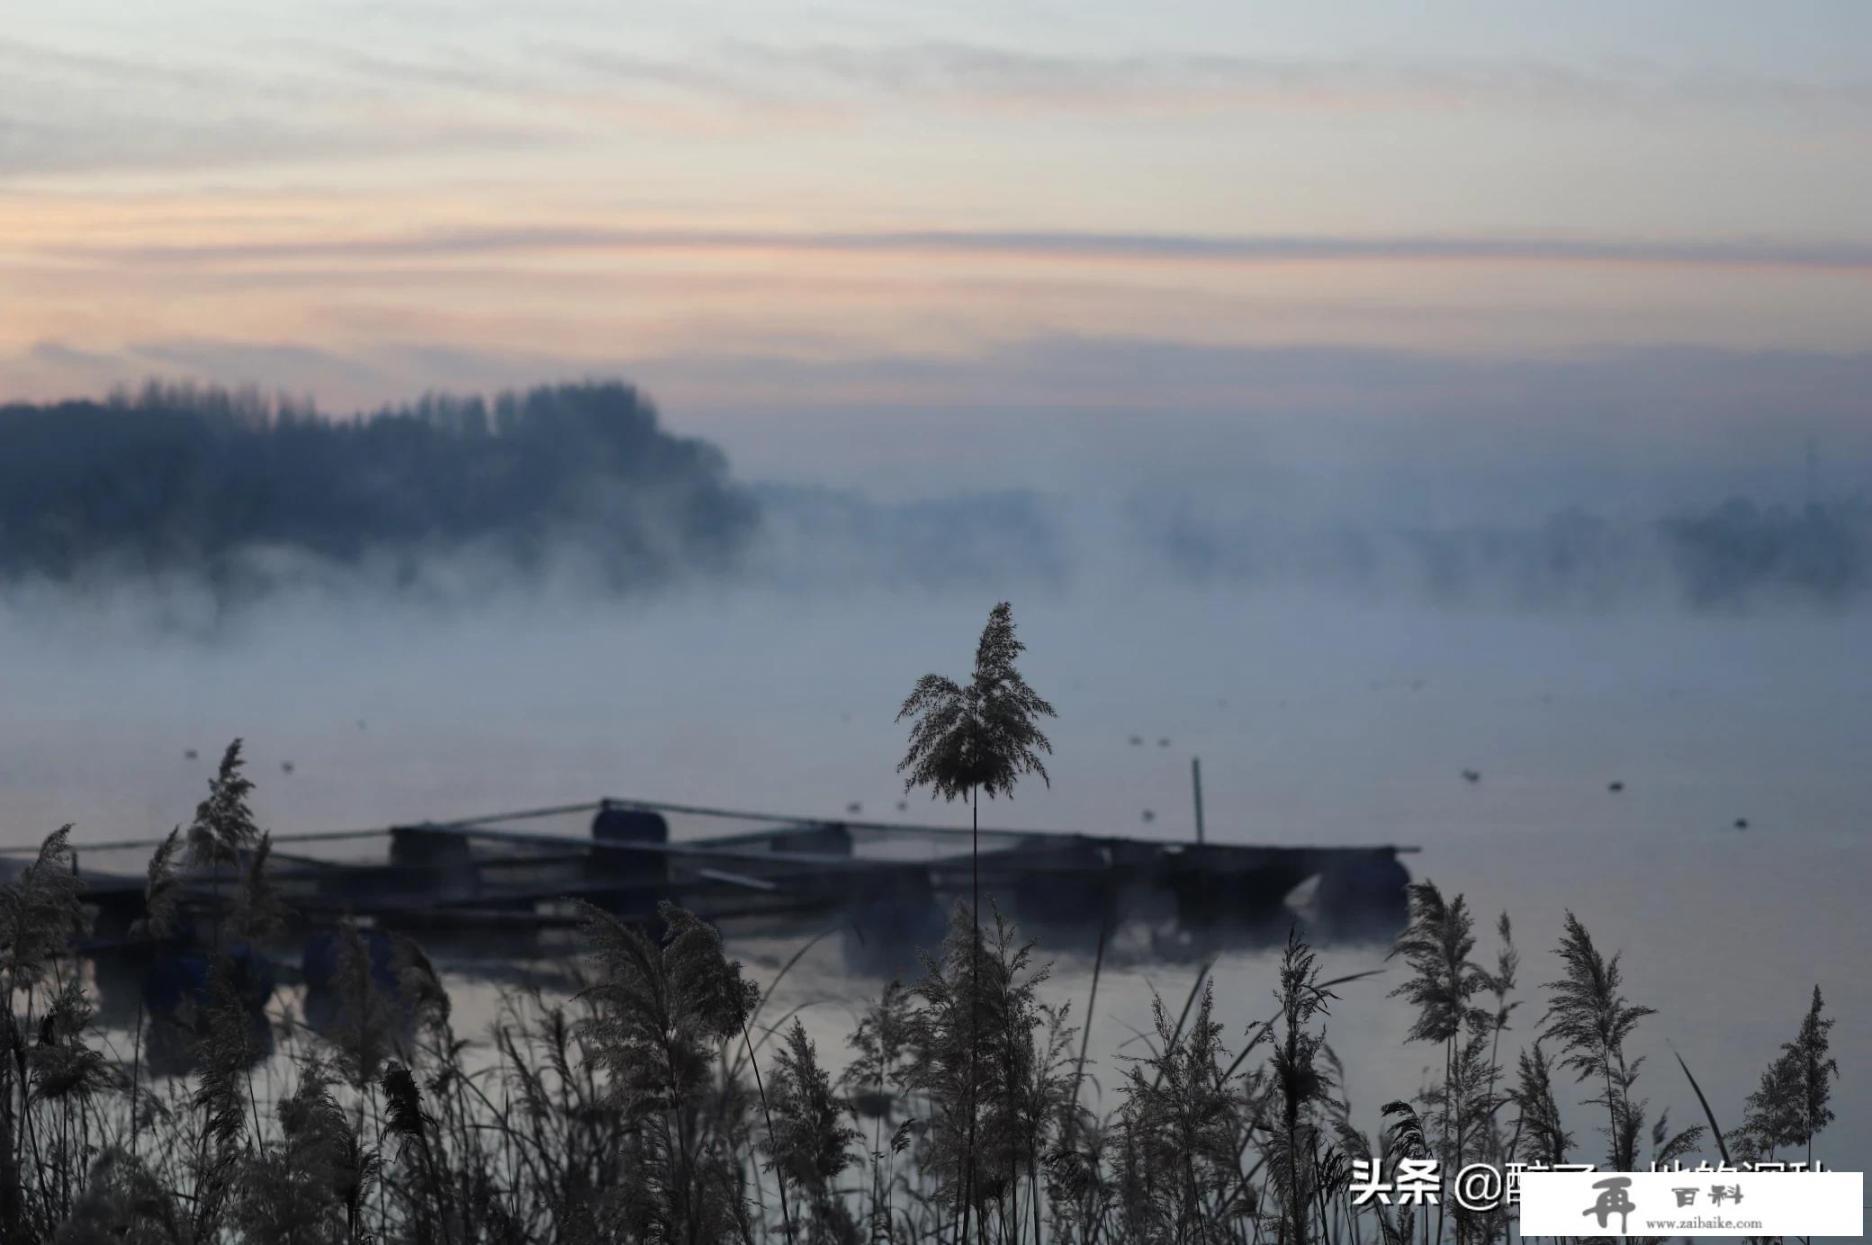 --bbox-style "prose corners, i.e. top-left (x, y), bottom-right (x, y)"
top-left (6, 586), bottom-right (1868, 1173)
top-left (67, 814), bottom-right (1869, 1179)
